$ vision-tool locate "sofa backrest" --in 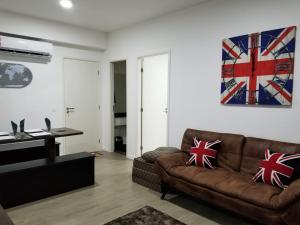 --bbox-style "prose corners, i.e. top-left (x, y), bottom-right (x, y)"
top-left (240, 137), bottom-right (300, 176)
top-left (181, 129), bottom-right (245, 171)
